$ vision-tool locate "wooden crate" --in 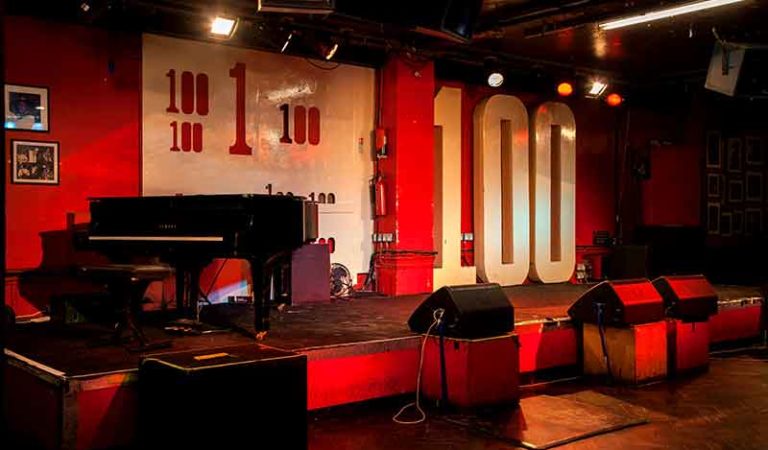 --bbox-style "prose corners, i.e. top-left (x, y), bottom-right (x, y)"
top-left (583, 321), bottom-right (667, 384)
